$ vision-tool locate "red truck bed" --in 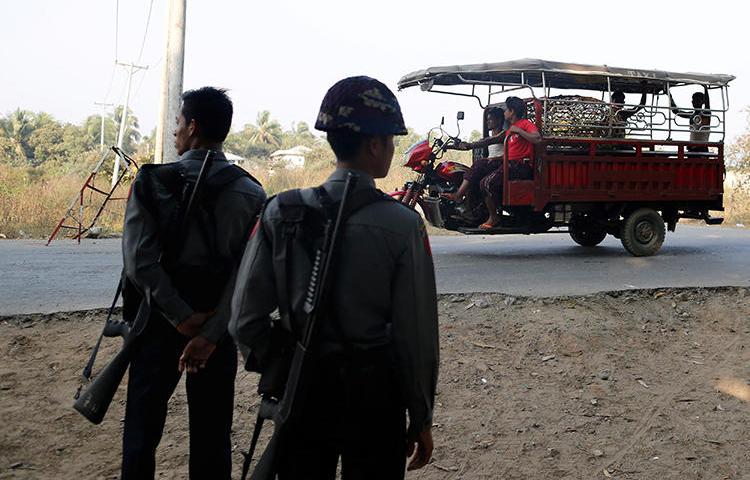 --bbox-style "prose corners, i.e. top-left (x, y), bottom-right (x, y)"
top-left (505, 138), bottom-right (724, 212)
